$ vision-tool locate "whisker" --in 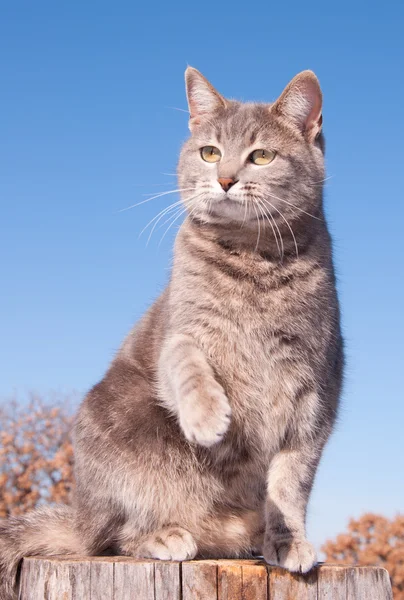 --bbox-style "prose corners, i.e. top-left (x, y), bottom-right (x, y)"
top-left (257, 198), bottom-right (284, 261)
top-left (311, 175), bottom-right (334, 185)
top-left (255, 198), bottom-right (282, 260)
top-left (251, 202), bottom-right (261, 252)
top-left (142, 186), bottom-right (195, 197)
top-left (156, 207), bottom-right (185, 231)
top-left (267, 192), bottom-right (322, 221)
top-left (269, 211), bottom-right (284, 262)
top-left (119, 188), bottom-right (196, 212)
top-left (158, 208), bottom-right (188, 247)
top-left (166, 106), bottom-right (190, 113)
top-left (241, 195), bottom-right (249, 229)
top-left (260, 198), bottom-right (298, 259)
top-left (139, 200), bottom-right (184, 238)
top-left (157, 196), bottom-right (203, 247)
top-left (147, 204), bottom-right (183, 245)
top-left (146, 193), bottom-right (202, 245)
